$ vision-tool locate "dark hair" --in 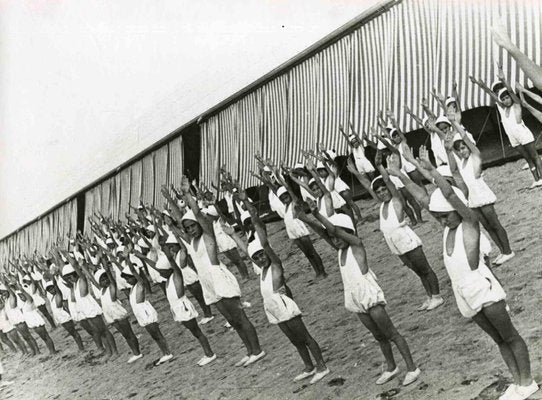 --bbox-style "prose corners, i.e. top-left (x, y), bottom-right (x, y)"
top-left (452, 139), bottom-right (466, 151)
top-left (371, 176), bottom-right (387, 191)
